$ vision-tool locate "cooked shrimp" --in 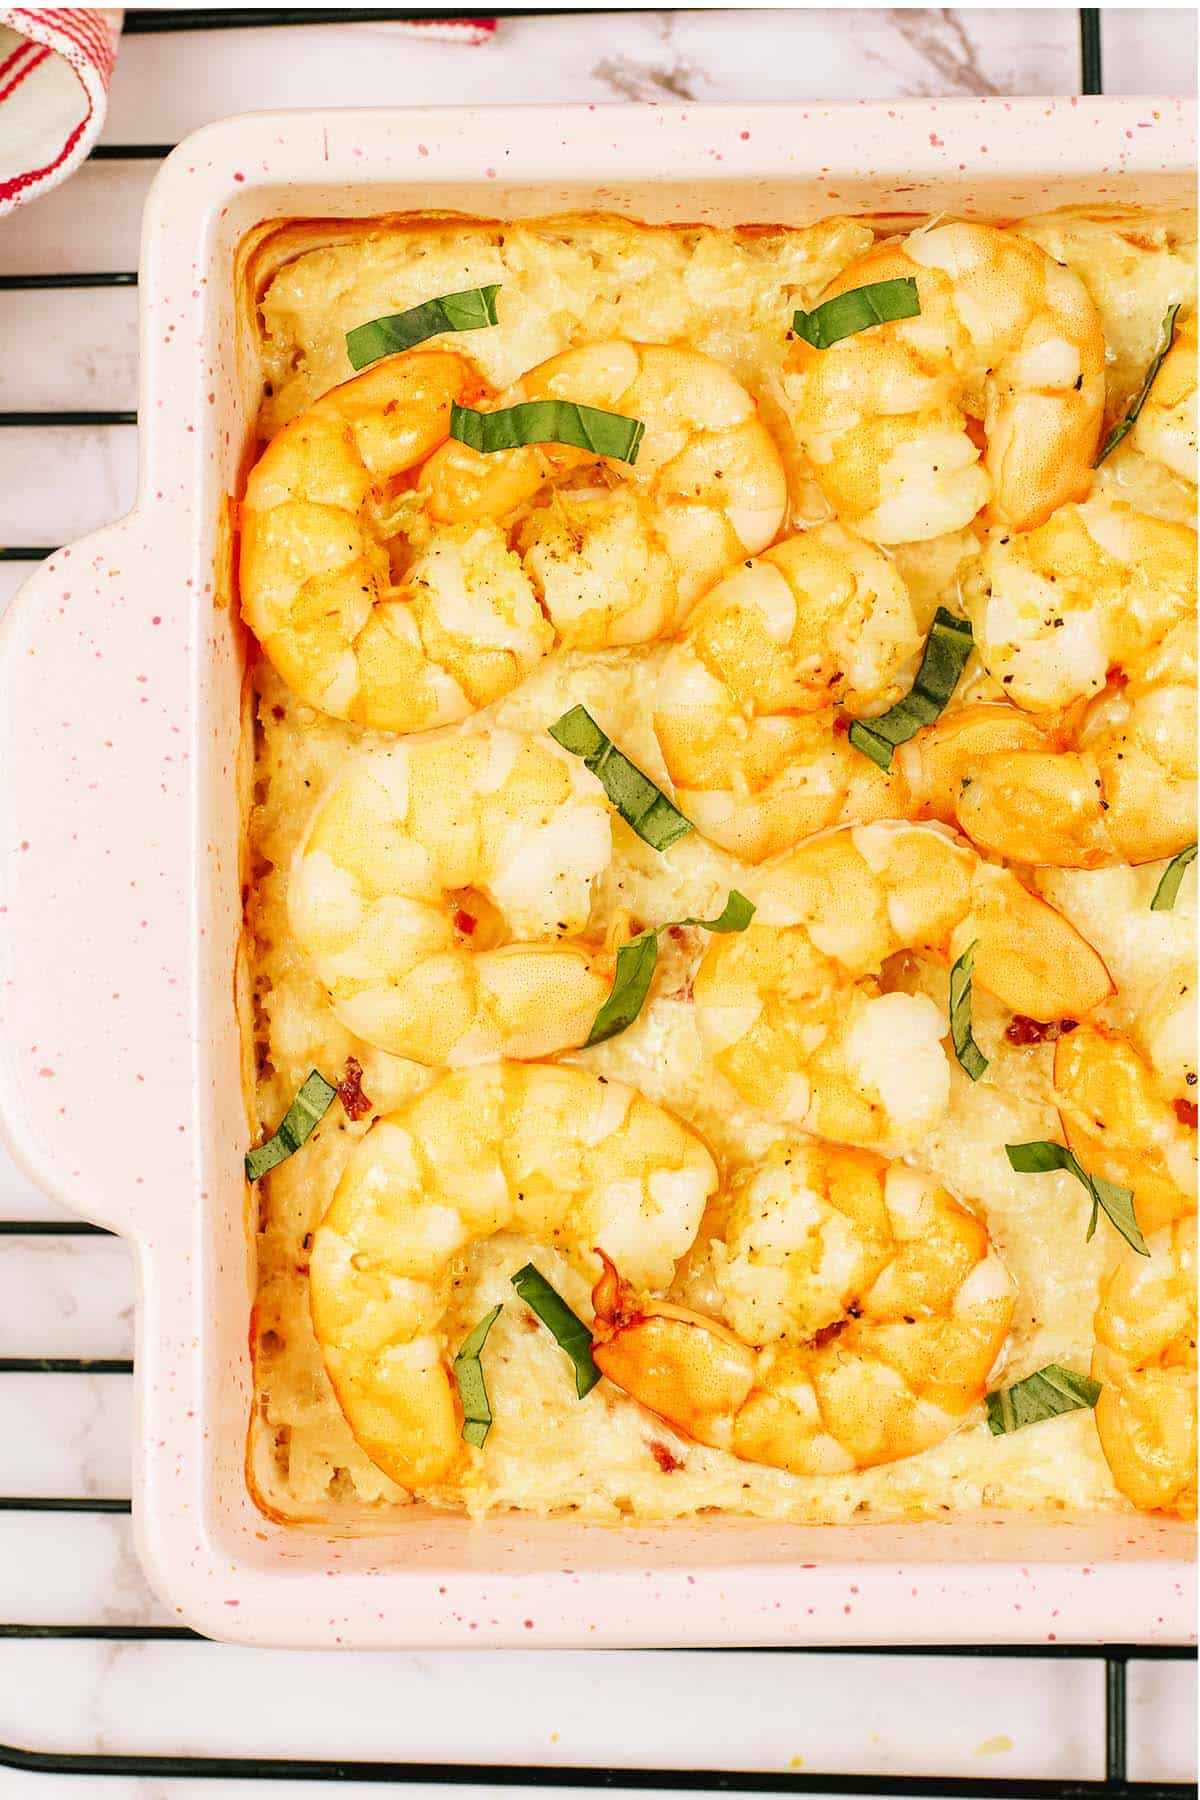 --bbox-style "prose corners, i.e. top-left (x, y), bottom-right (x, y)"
top-left (957, 501), bottom-right (1197, 866)
top-left (308, 1063), bottom-right (718, 1488)
top-left (1130, 305), bottom-right (1197, 484)
top-left (693, 821), bottom-right (1114, 1147)
top-left (1092, 1213), bottom-right (1197, 1519)
top-left (288, 729), bottom-right (615, 1066)
top-left (652, 525), bottom-right (923, 861)
top-left (786, 222), bottom-right (1104, 543)
top-left (592, 1140), bottom-right (1013, 1475)
top-left (241, 351), bottom-right (557, 731)
top-left (647, 529), bottom-right (1084, 867)
top-left (651, 499), bottom-right (1195, 869)
top-left (1054, 1024), bottom-right (1197, 1515)
top-left (1054, 1024), bottom-right (1196, 1239)
top-left (422, 340), bottom-right (789, 646)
